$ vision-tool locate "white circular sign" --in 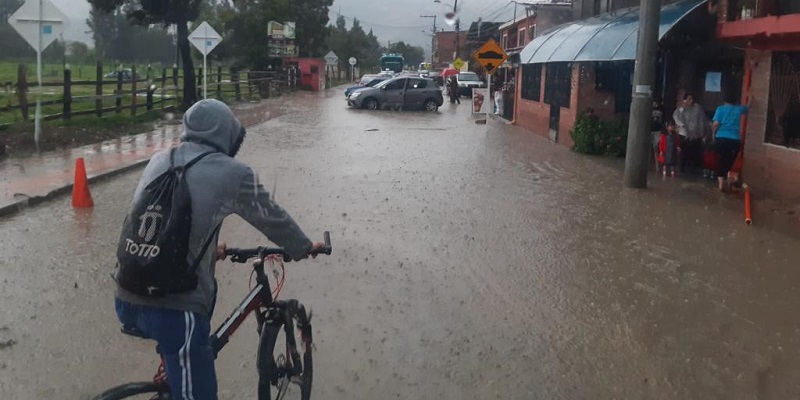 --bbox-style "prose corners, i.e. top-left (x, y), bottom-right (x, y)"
top-left (349, 57), bottom-right (357, 66)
